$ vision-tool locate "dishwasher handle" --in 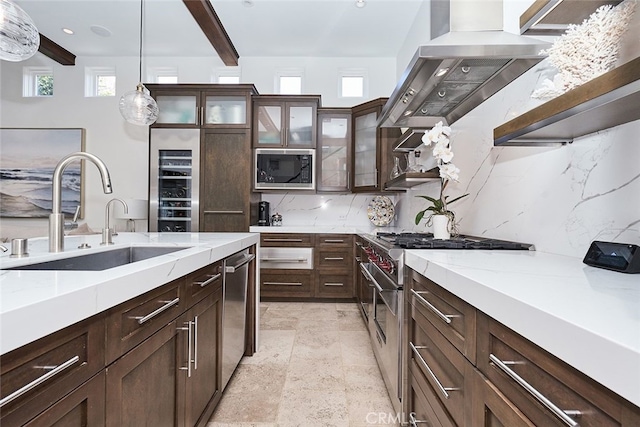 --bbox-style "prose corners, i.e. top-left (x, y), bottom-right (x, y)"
top-left (225, 253), bottom-right (255, 273)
